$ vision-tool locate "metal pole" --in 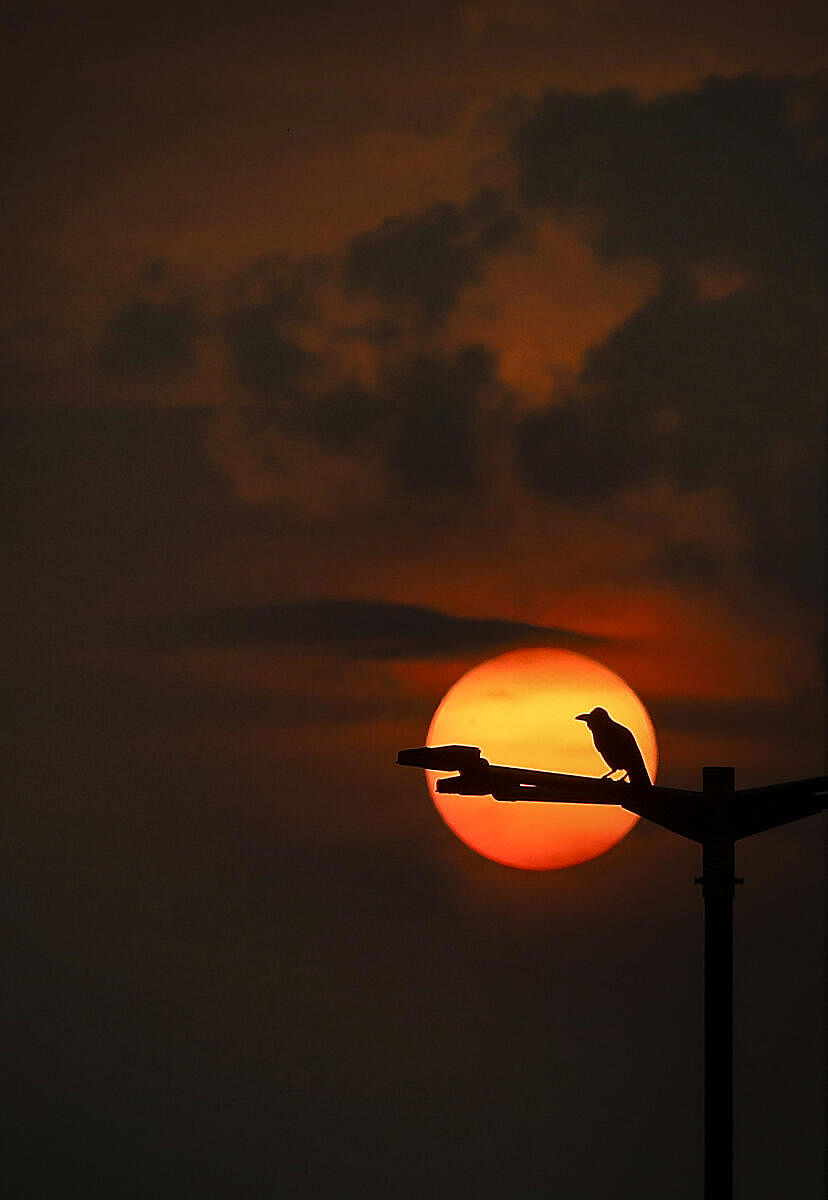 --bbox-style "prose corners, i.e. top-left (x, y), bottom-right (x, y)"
top-left (700, 766), bottom-right (737, 1200)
